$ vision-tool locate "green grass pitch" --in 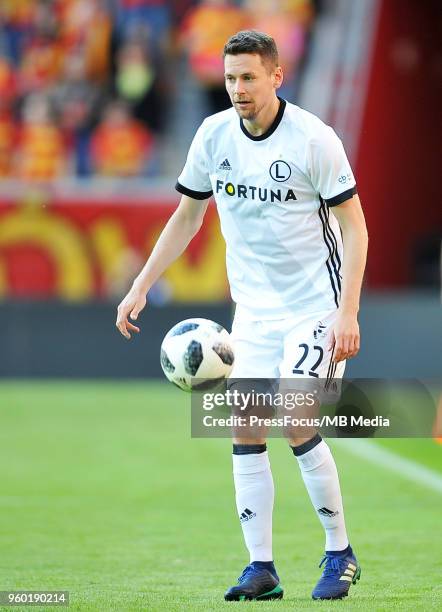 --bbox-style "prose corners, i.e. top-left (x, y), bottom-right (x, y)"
top-left (0, 381), bottom-right (441, 611)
